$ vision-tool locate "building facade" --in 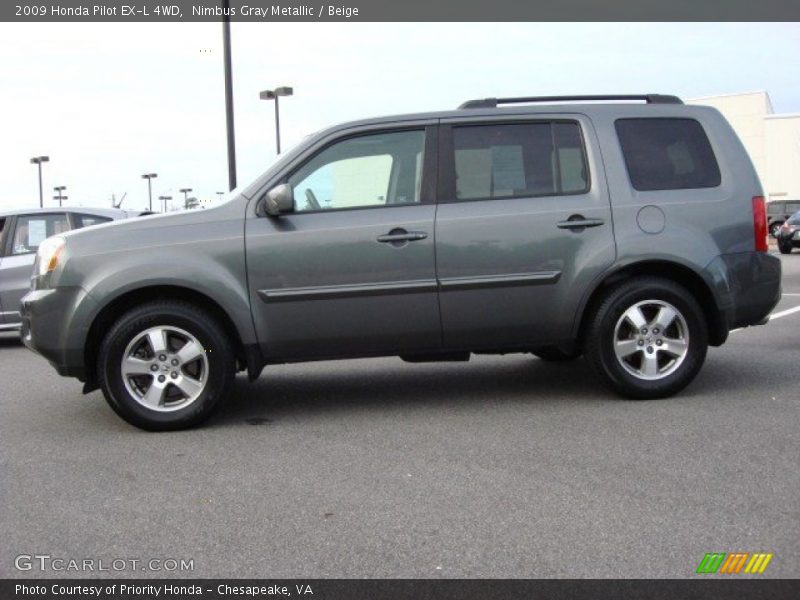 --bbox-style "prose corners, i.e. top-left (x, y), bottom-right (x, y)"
top-left (689, 91), bottom-right (800, 202)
